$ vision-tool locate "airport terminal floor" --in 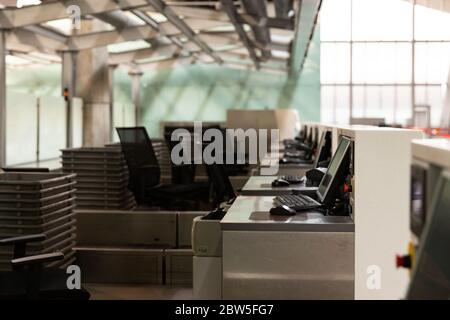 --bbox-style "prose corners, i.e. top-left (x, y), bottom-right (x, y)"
top-left (0, 0), bottom-right (450, 310)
